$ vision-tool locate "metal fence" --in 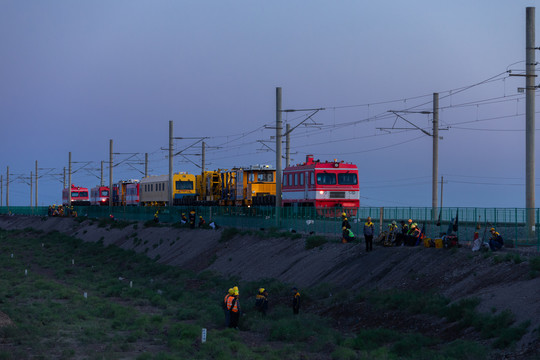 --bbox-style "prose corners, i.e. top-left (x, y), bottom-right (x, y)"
top-left (1, 206), bottom-right (539, 250)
